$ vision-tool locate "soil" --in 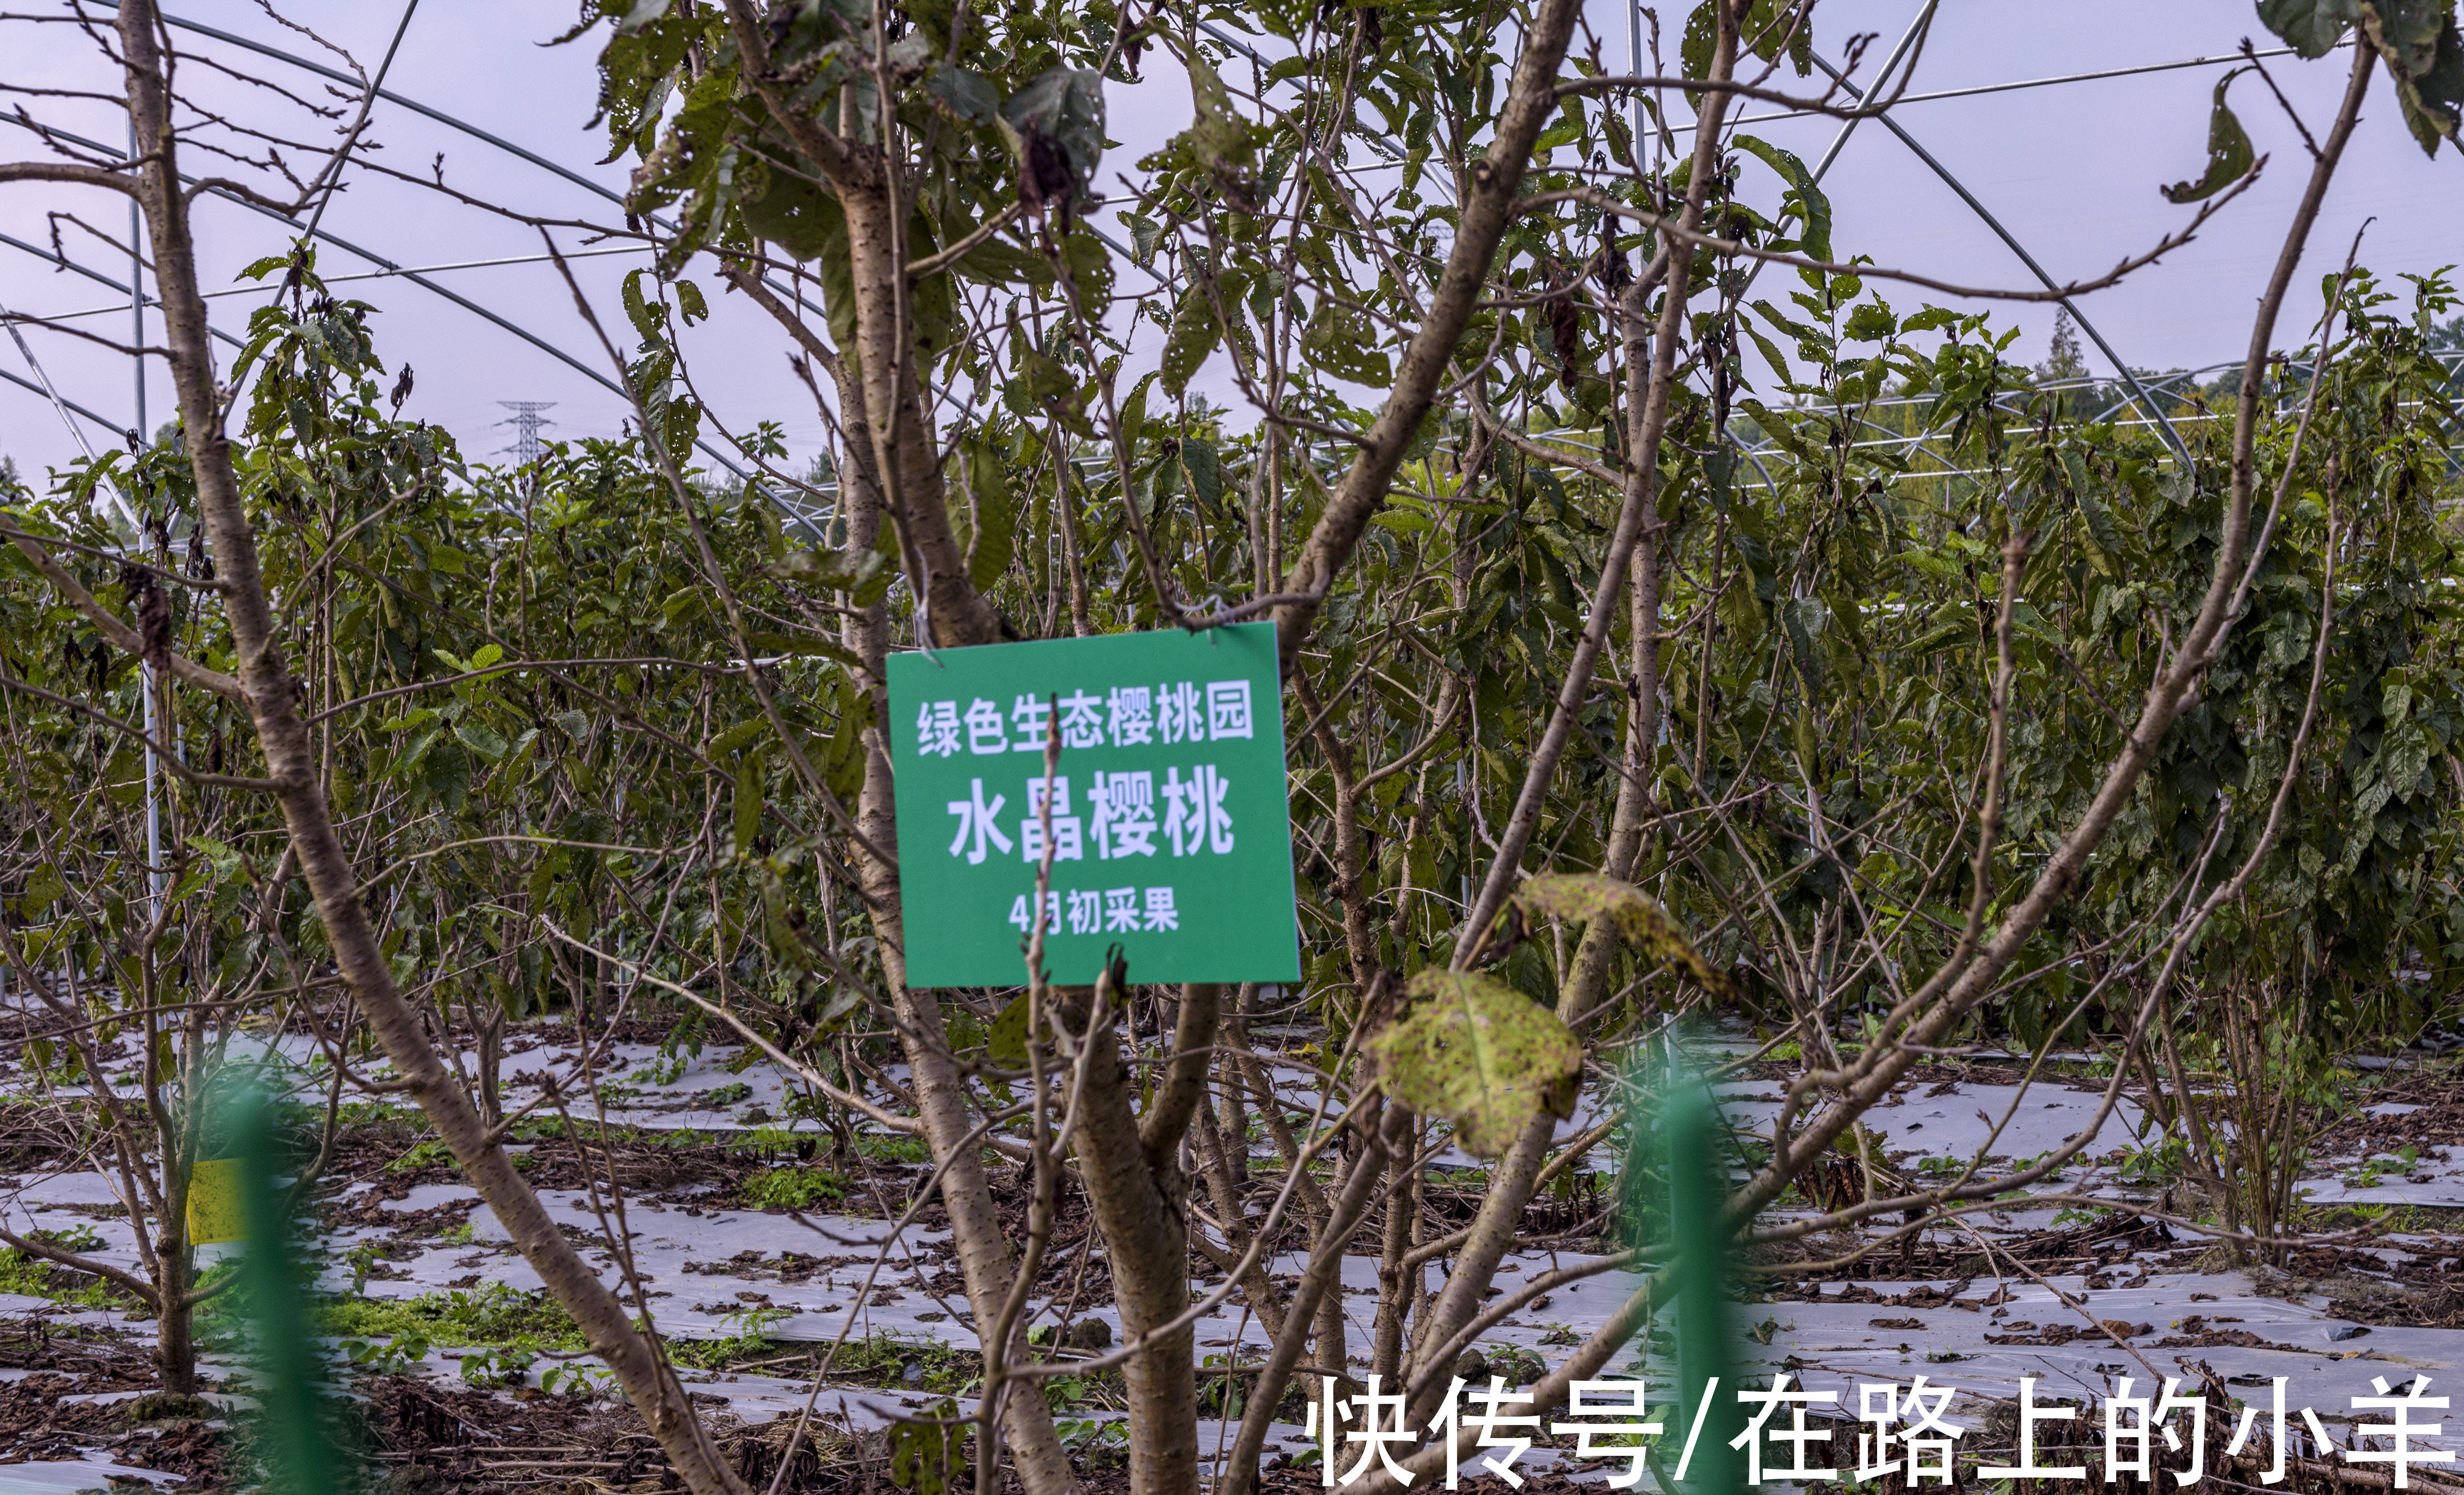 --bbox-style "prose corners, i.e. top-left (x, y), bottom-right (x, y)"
top-left (5, 1044), bottom-right (2461, 1491)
